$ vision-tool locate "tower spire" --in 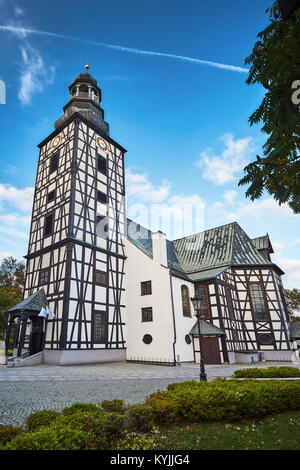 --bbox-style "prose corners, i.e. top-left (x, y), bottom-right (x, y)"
top-left (54, 66), bottom-right (109, 135)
